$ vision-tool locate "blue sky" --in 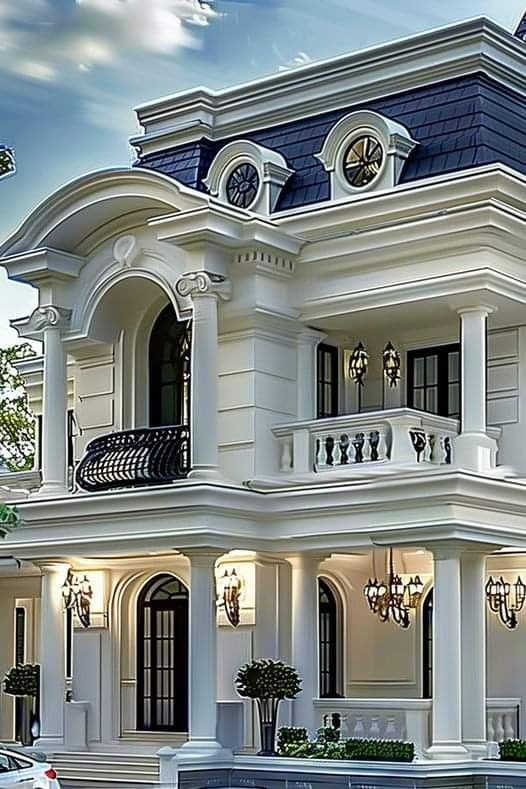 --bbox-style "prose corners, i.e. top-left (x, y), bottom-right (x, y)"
top-left (0, 0), bottom-right (524, 346)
